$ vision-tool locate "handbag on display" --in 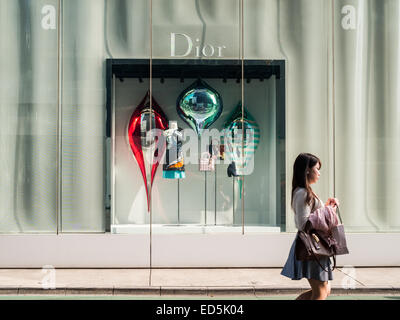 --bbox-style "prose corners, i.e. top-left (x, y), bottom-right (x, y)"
top-left (331, 206), bottom-right (350, 255)
top-left (295, 220), bottom-right (336, 272)
top-left (199, 152), bottom-right (215, 172)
